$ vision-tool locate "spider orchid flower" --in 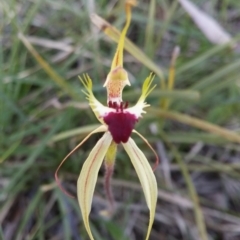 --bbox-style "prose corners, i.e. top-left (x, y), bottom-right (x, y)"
top-left (55, 1), bottom-right (158, 239)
